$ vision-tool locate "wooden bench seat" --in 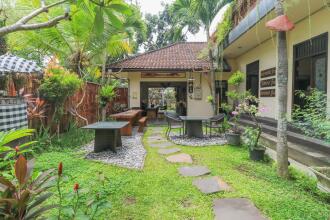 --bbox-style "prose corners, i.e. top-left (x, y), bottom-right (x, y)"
top-left (138, 116), bottom-right (148, 132)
